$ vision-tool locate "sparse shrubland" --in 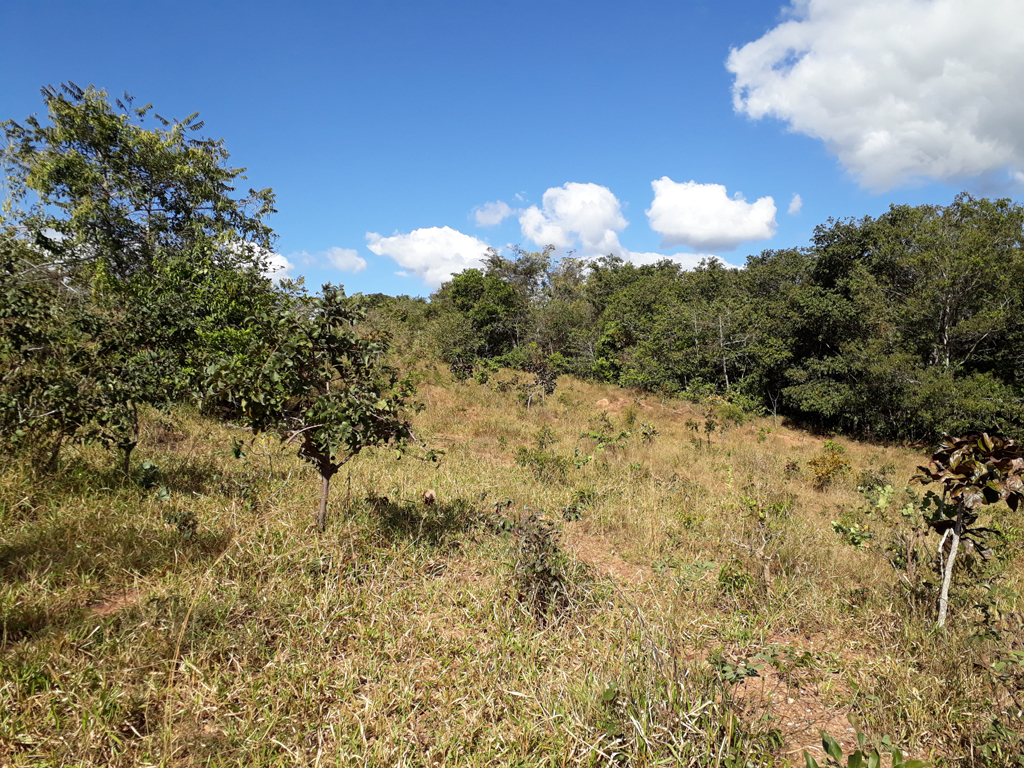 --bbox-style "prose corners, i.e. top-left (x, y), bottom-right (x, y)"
top-left (3, 372), bottom-right (1024, 766)
top-left (3, 83), bottom-right (1024, 767)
